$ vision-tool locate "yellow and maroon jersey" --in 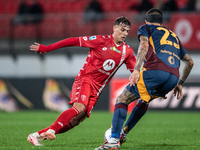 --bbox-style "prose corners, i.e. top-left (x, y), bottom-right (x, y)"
top-left (138, 24), bottom-right (188, 78)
